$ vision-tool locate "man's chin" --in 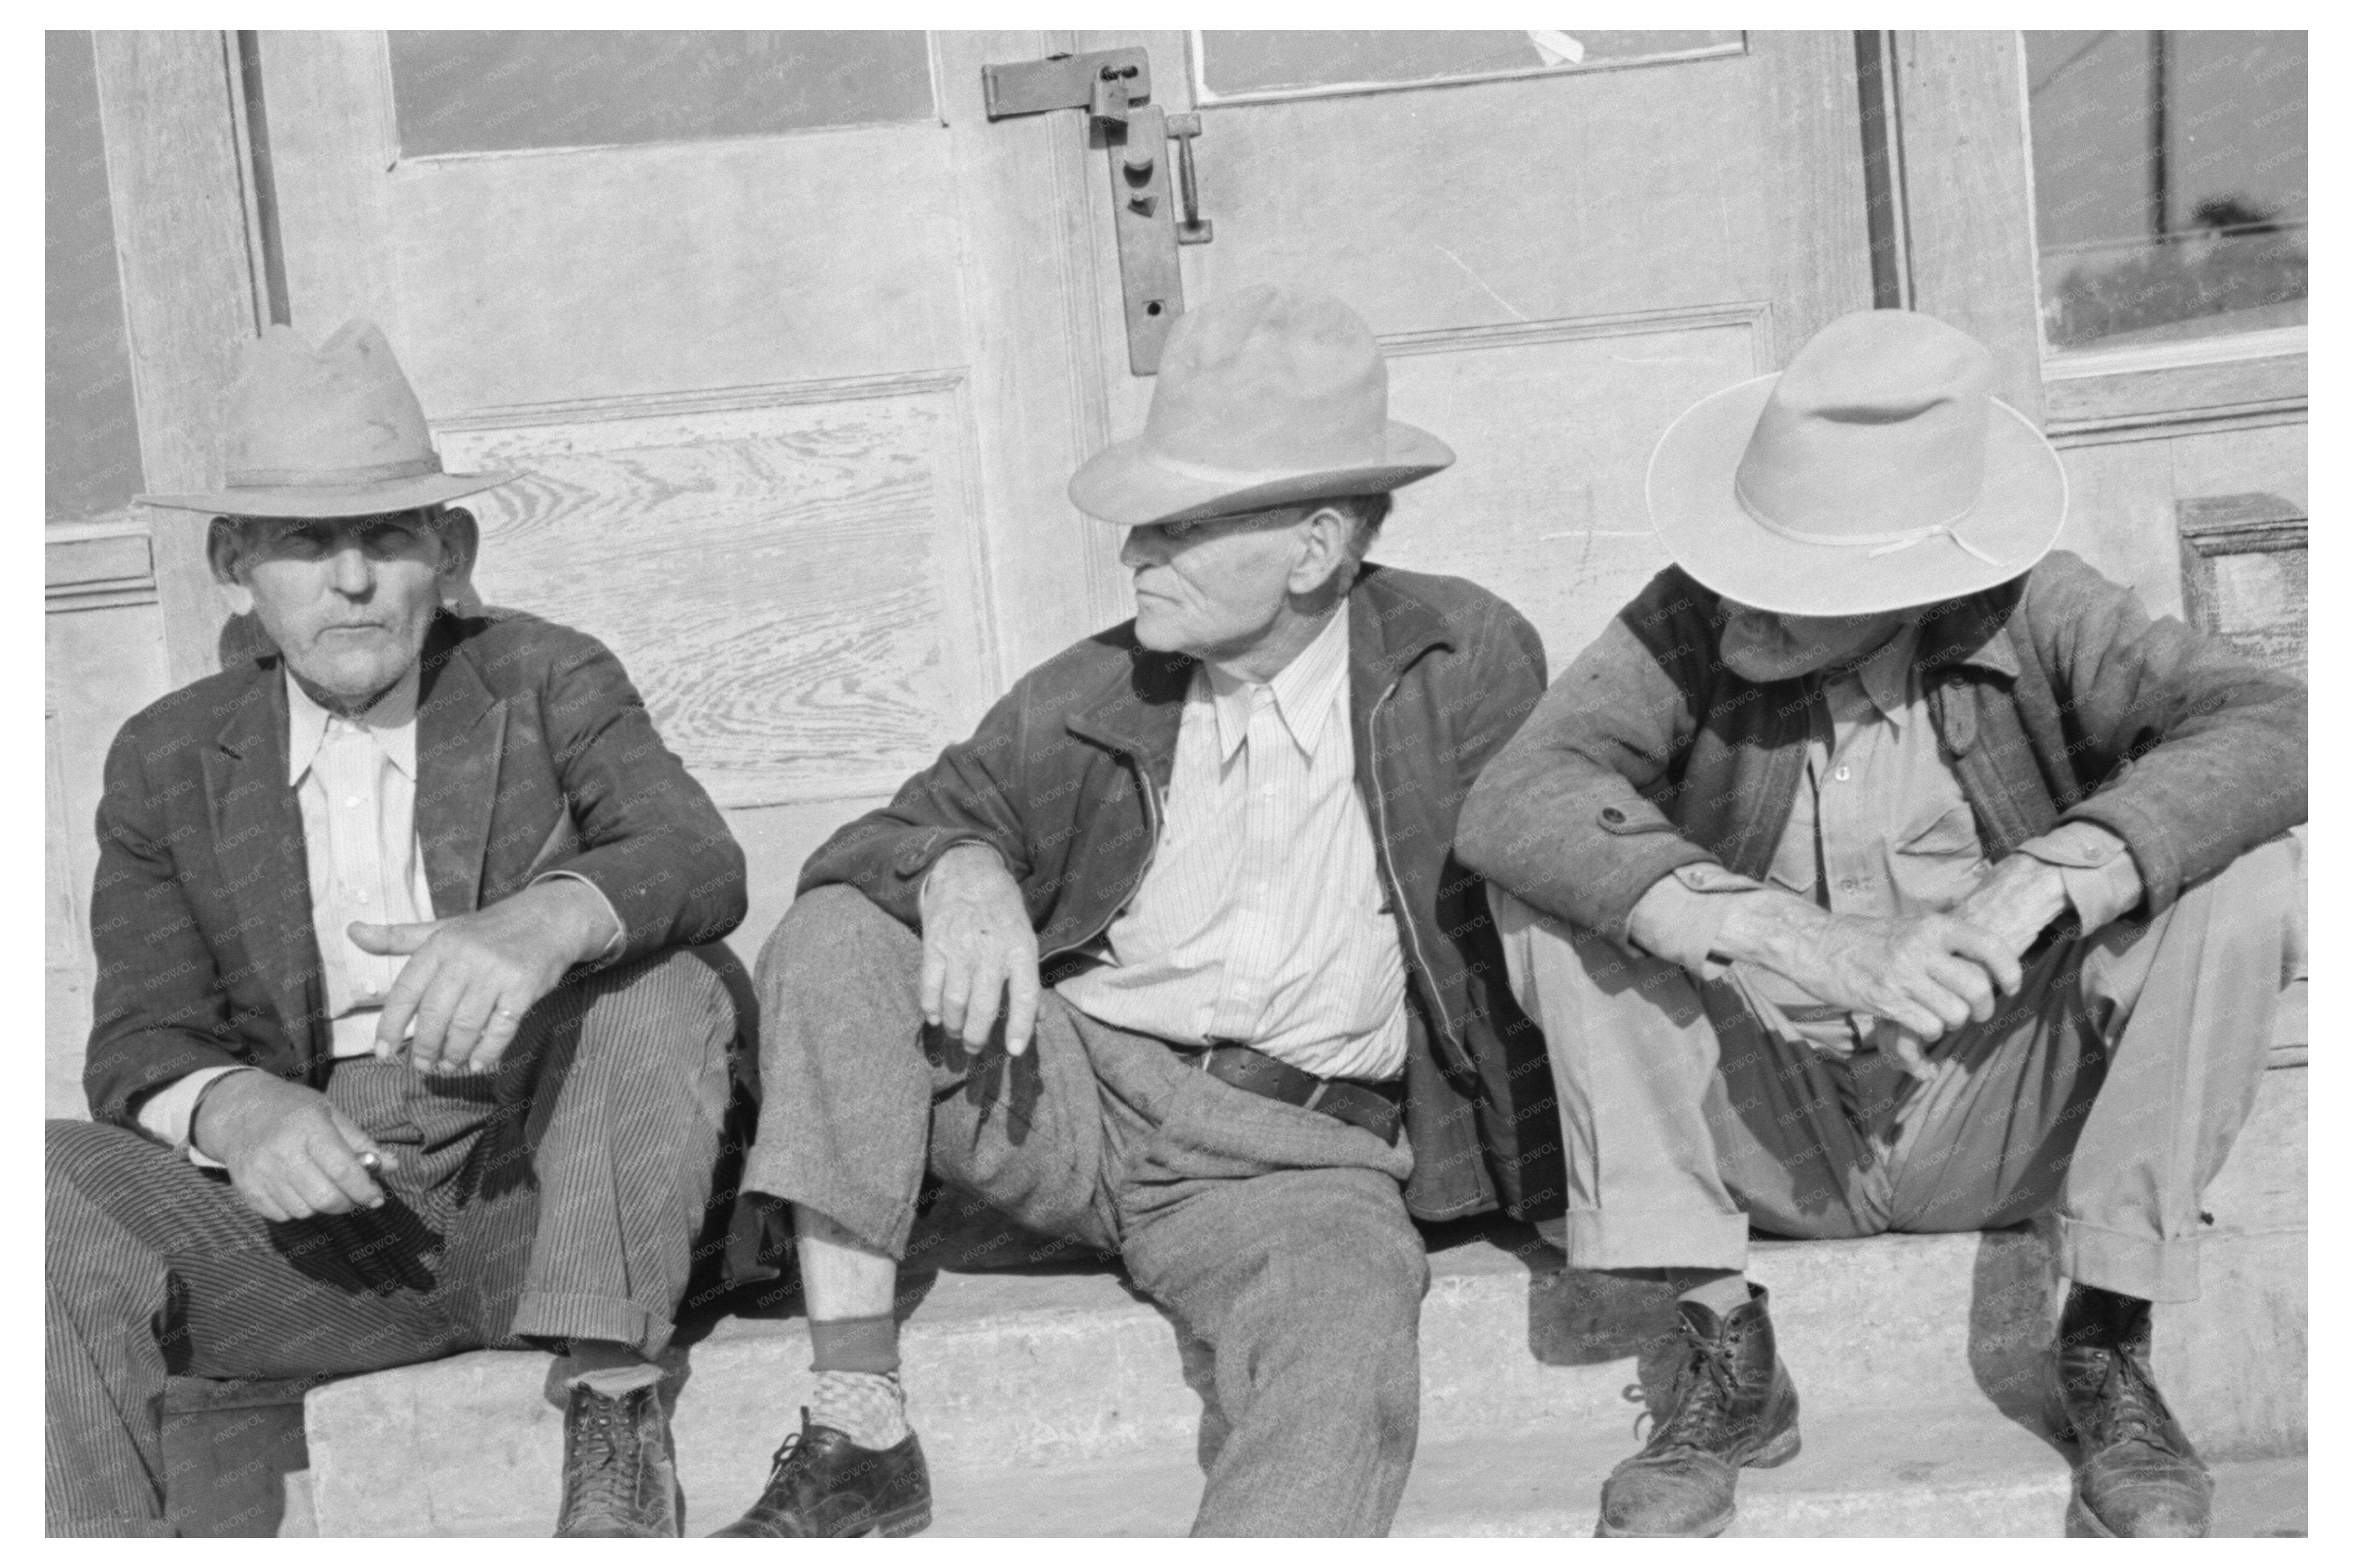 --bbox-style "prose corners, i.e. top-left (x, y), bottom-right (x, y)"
top-left (284, 644), bottom-right (420, 706)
